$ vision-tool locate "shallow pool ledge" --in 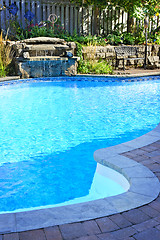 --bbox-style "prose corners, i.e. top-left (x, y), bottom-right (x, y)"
top-left (94, 123), bottom-right (160, 211)
top-left (0, 125), bottom-right (160, 234)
